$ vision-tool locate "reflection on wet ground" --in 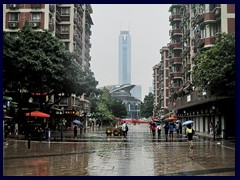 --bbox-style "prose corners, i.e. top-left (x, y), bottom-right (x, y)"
top-left (3, 123), bottom-right (235, 176)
